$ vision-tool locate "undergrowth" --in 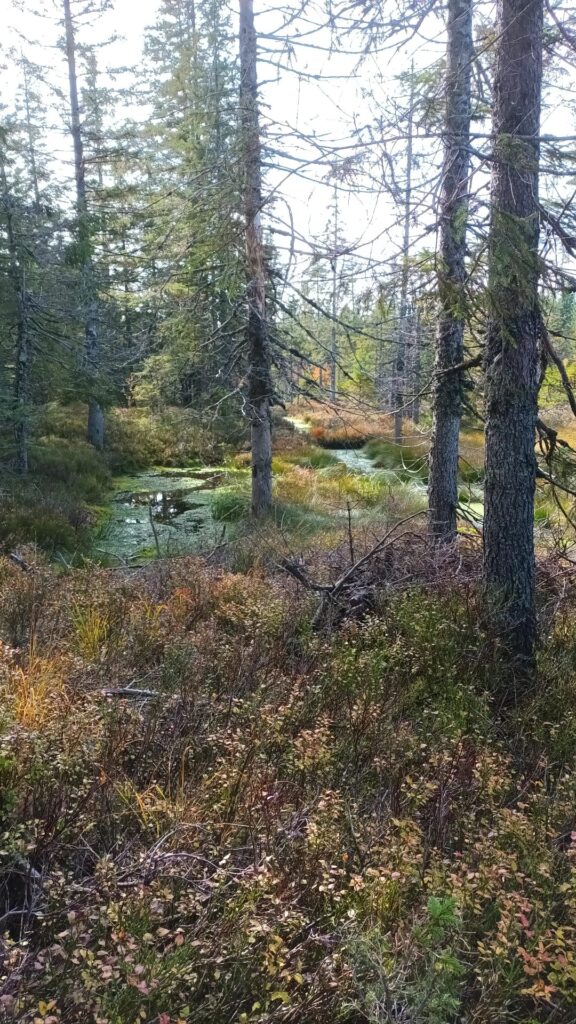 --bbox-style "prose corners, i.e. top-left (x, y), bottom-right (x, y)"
top-left (0, 403), bottom-right (229, 557)
top-left (0, 550), bottom-right (575, 1022)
